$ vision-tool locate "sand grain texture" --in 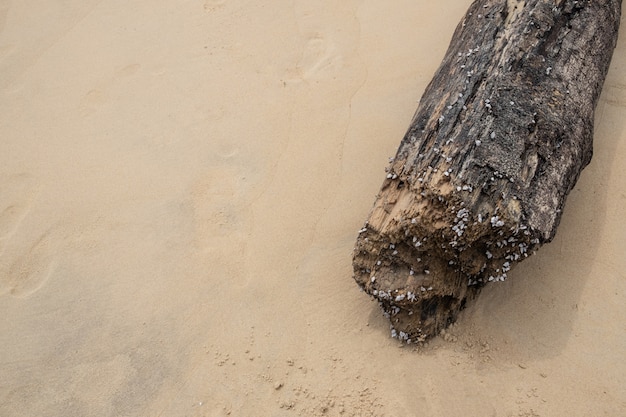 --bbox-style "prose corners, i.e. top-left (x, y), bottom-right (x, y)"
top-left (1, 1), bottom-right (625, 416)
